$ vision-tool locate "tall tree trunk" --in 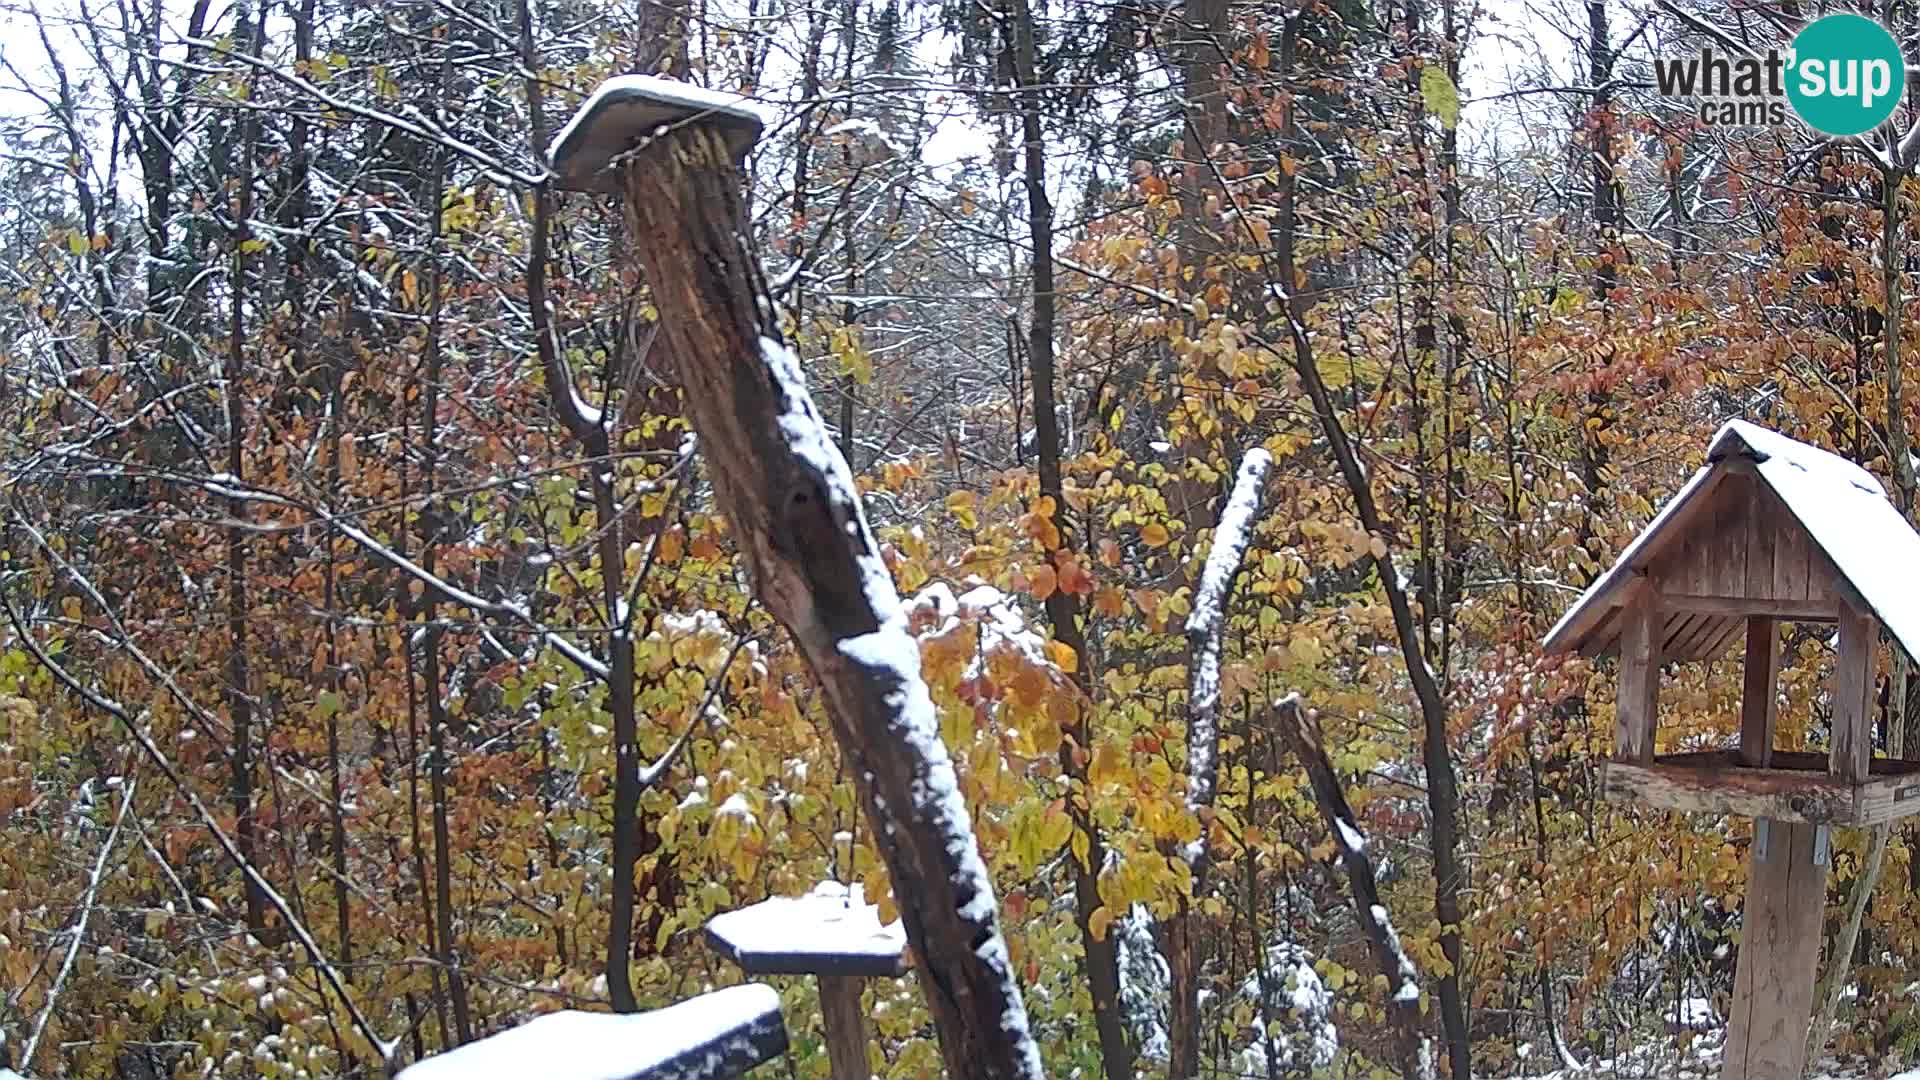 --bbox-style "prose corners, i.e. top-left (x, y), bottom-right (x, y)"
top-left (1273, 17), bottom-right (1469, 1075)
top-left (1576, 0), bottom-right (1618, 574)
top-left (1002, 0), bottom-right (1132, 1074)
top-left (631, 0), bottom-right (692, 76)
top-left (223, 0), bottom-right (269, 937)
top-left (521, 0), bottom-right (644, 1011)
top-left (285, 0), bottom-right (351, 982)
top-left (417, 133), bottom-right (474, 1047)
